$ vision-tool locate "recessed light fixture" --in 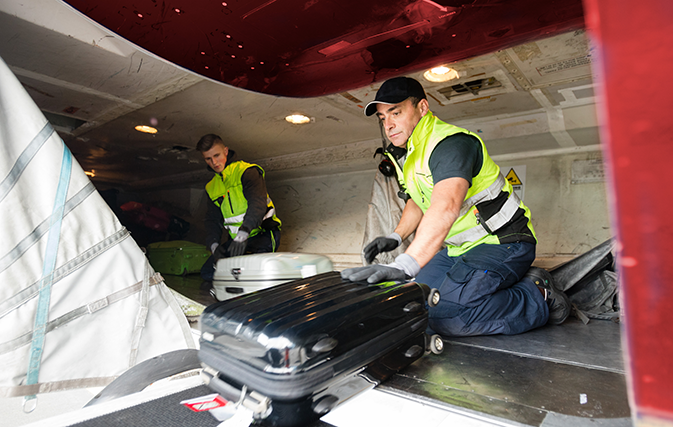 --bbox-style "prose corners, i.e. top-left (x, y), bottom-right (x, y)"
top-left (423, 66), bottom-right (460, 83)
top-left (285, 114), bottom-right (311, 125)
top-left (135, 125), bottom-right (158, 134)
